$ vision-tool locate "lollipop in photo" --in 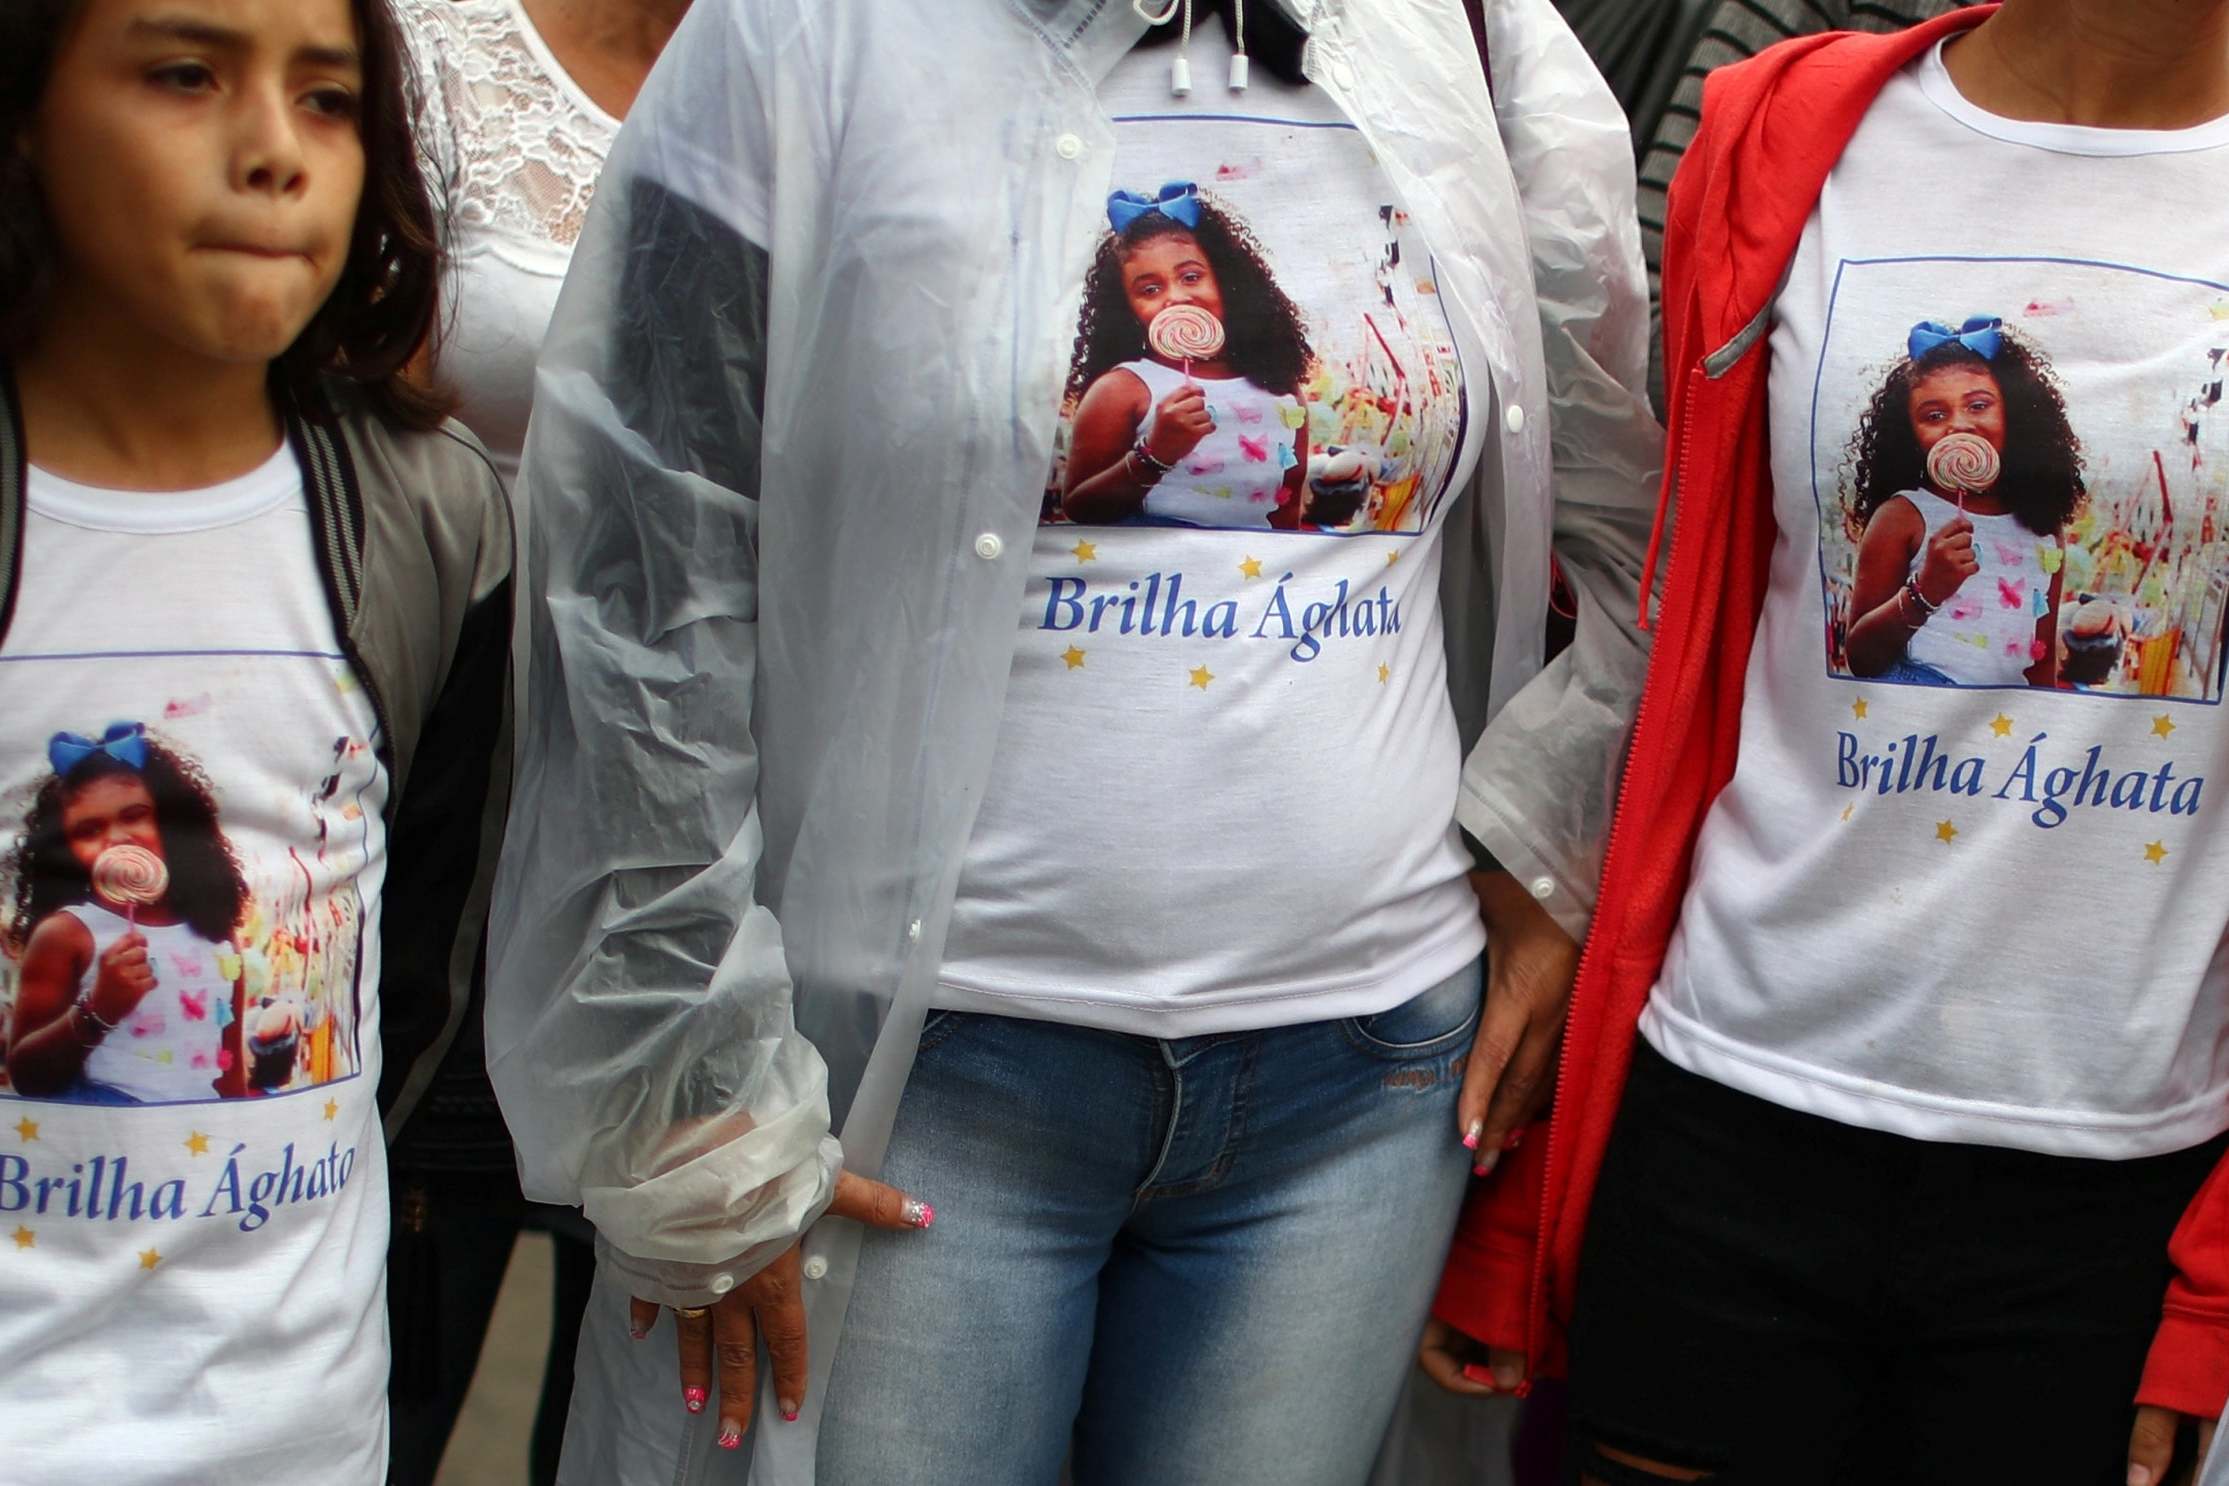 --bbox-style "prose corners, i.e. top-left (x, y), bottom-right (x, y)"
top-left (1926, 431), bottom-right (2001, 513)
top-left (1148, 303), bottom-right (1226, 379)
top-left (92, 843), bottom-right (167, 927)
